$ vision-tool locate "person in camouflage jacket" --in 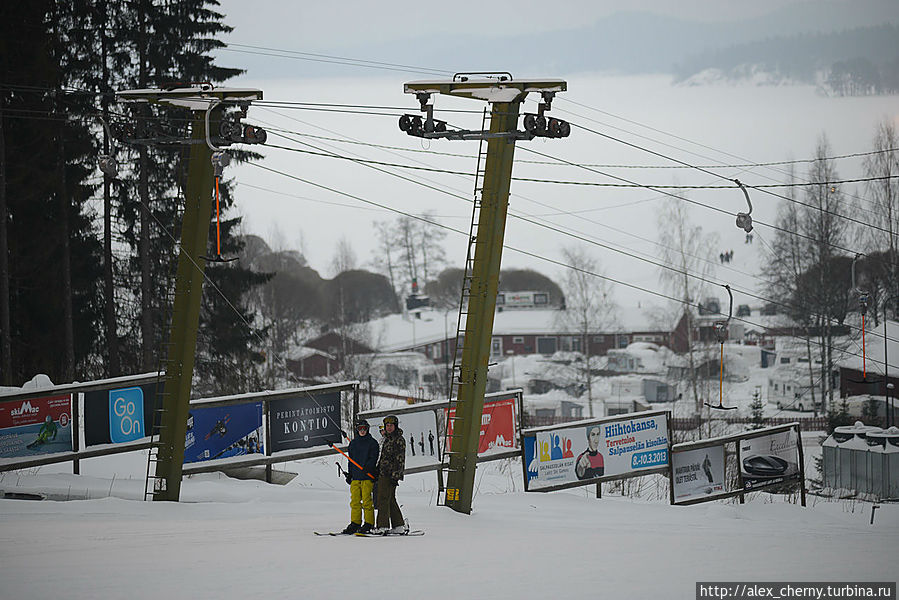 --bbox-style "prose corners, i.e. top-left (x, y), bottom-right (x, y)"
top-left (374, 415), bottom-right (406, 532)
